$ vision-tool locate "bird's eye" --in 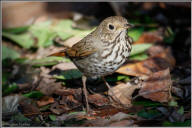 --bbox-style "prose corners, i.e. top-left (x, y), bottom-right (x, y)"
top-left (108, 24), bottom-right (114, 30)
